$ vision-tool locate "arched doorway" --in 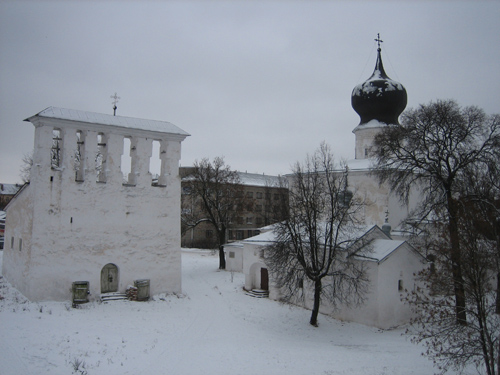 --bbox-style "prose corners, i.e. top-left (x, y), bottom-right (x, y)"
top-left (101, 263), bottom-right (118, 293)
